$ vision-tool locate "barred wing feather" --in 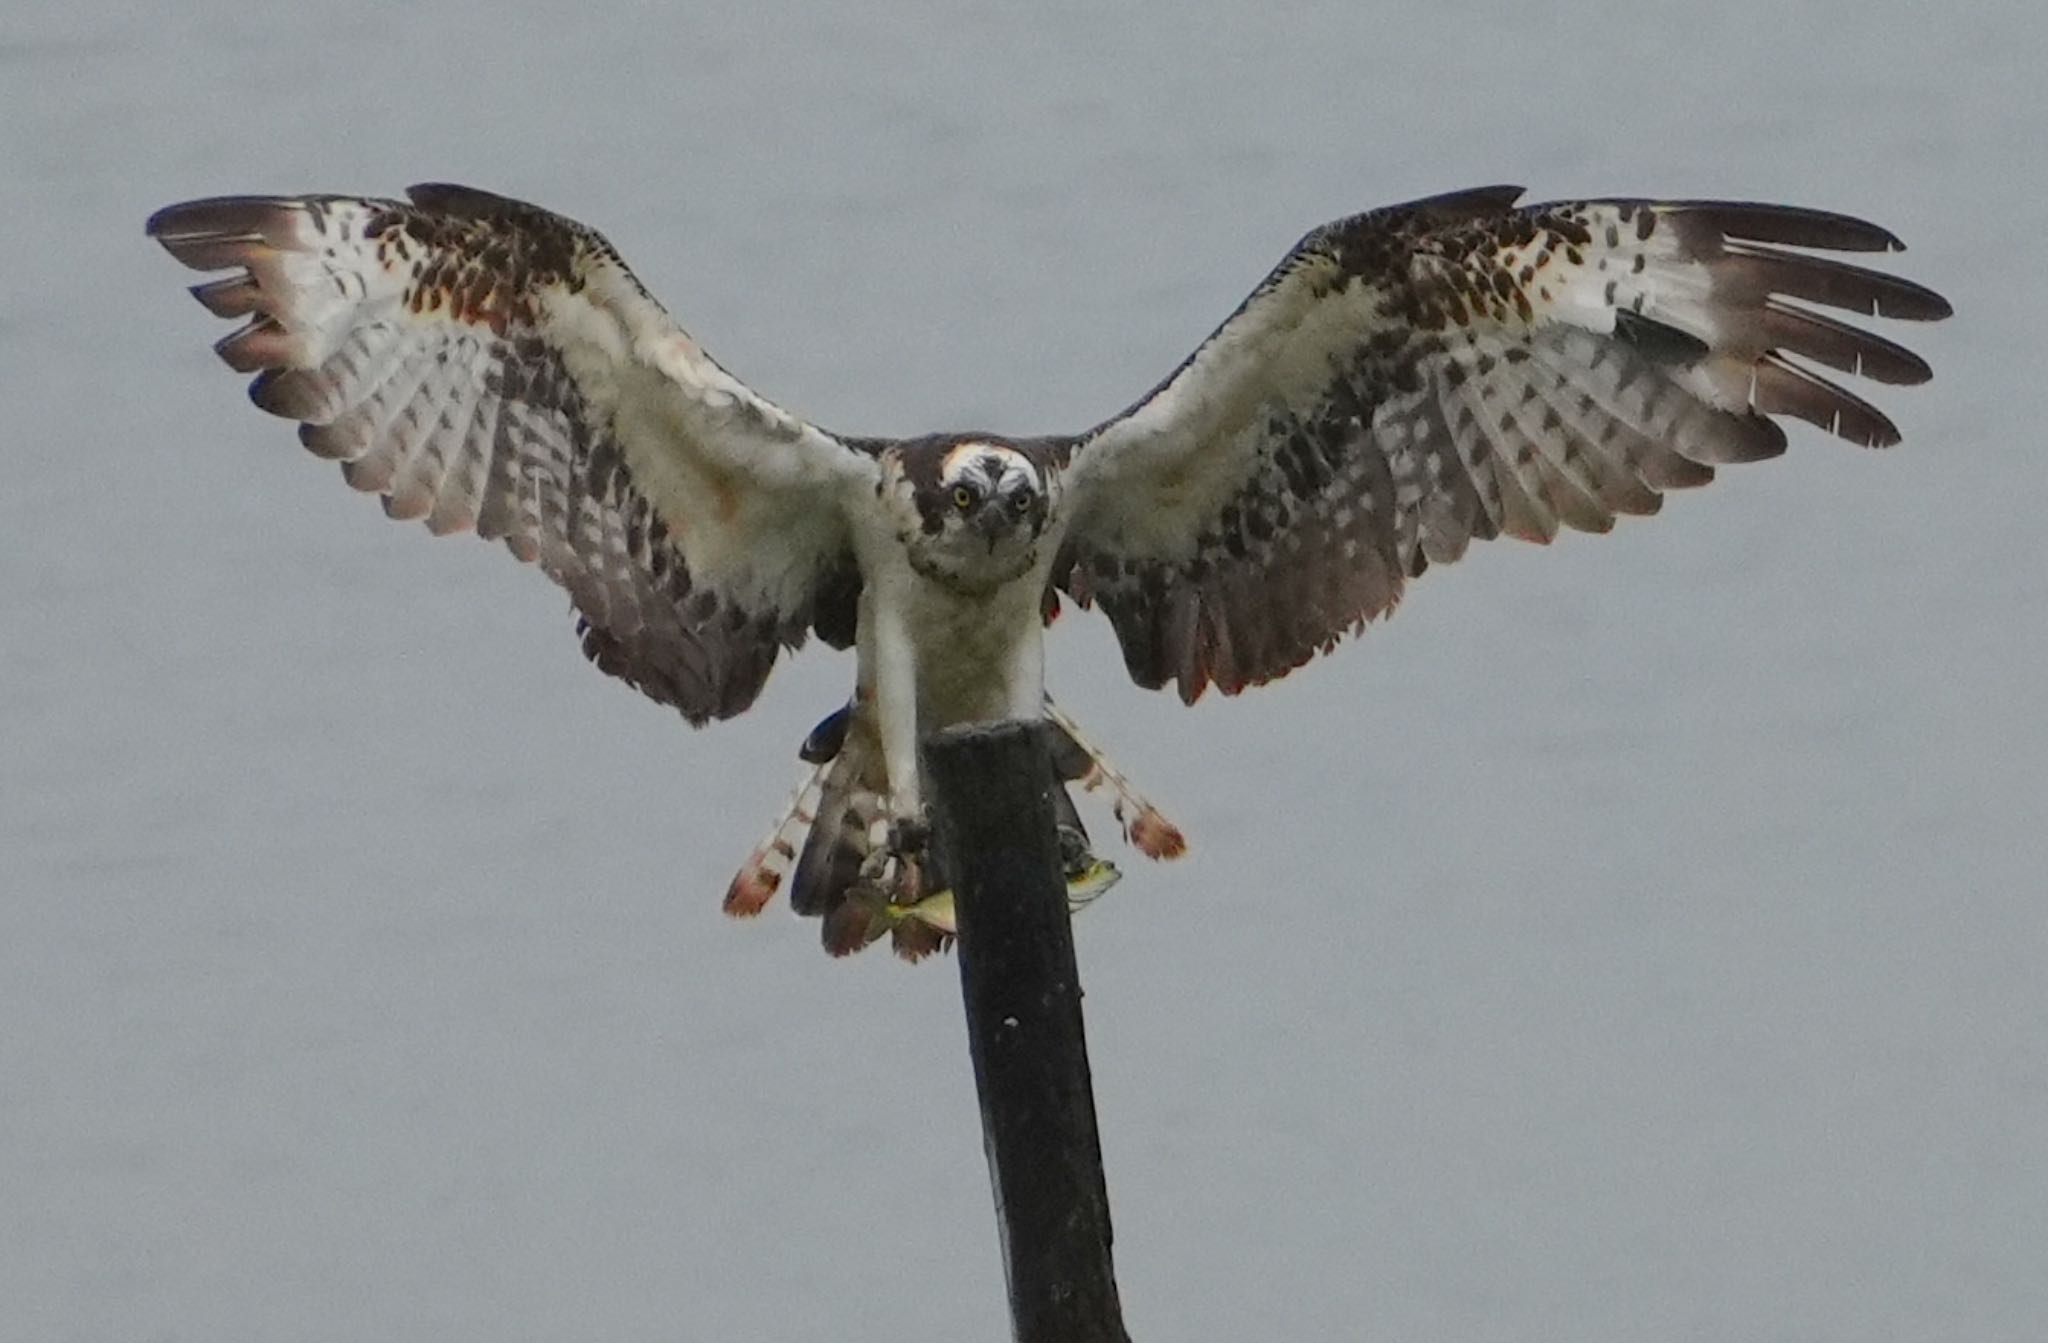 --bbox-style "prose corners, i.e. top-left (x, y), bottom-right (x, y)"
top-left (148, 183), bottom-right (875, 724)
top-left (1058, 185), bottom-right (1950, 702)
